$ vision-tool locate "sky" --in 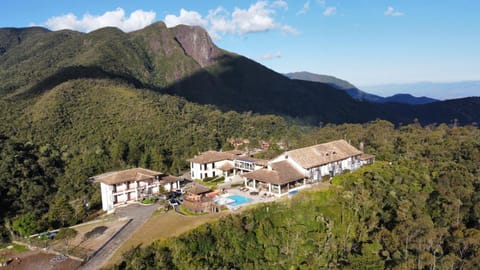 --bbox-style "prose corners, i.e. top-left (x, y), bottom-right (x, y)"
top-left (1, 0), bottom-right (480, 96)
